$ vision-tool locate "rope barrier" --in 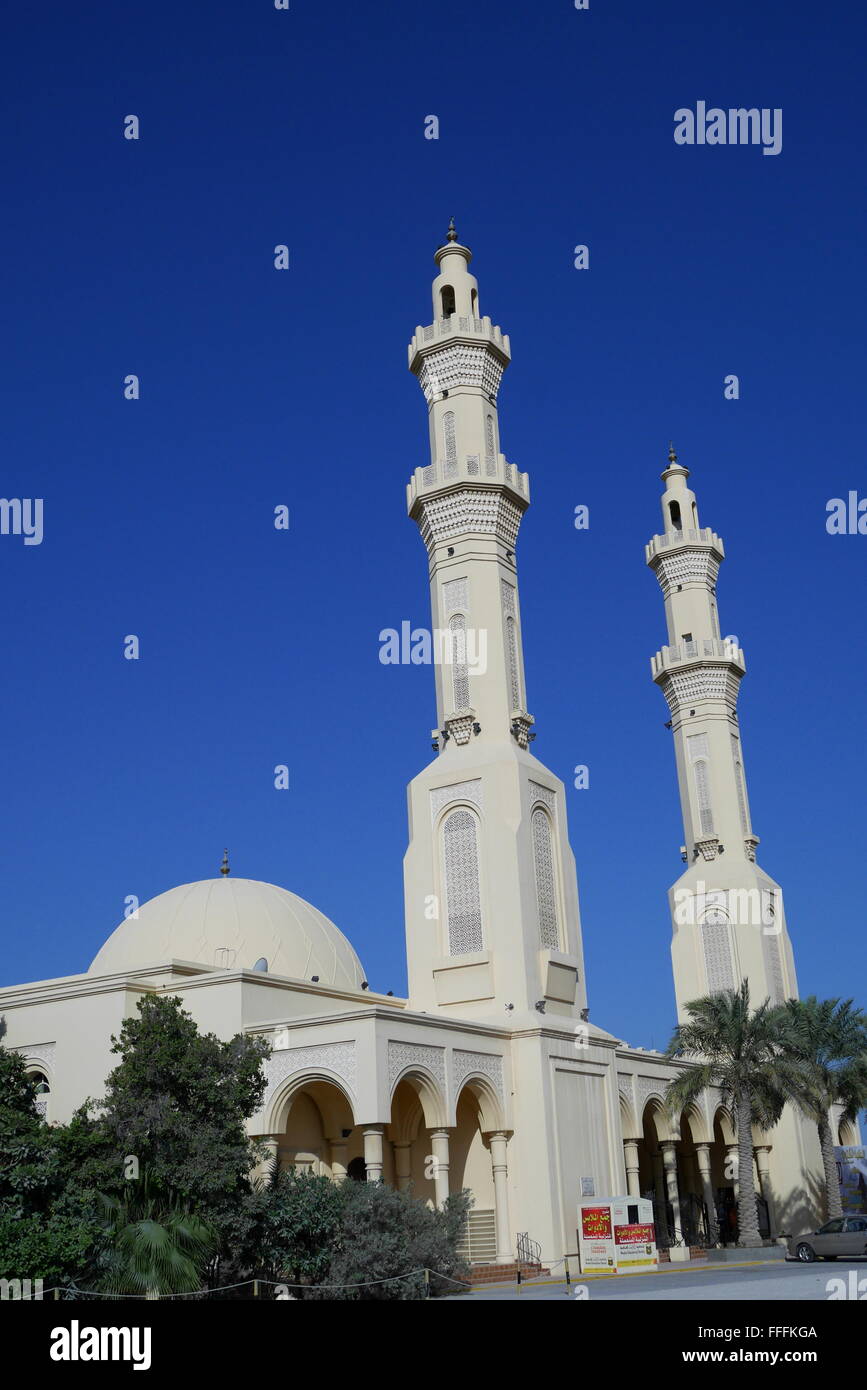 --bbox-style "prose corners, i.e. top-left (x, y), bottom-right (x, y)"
top-left (31, 1267), bottom-right (469, 1300)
